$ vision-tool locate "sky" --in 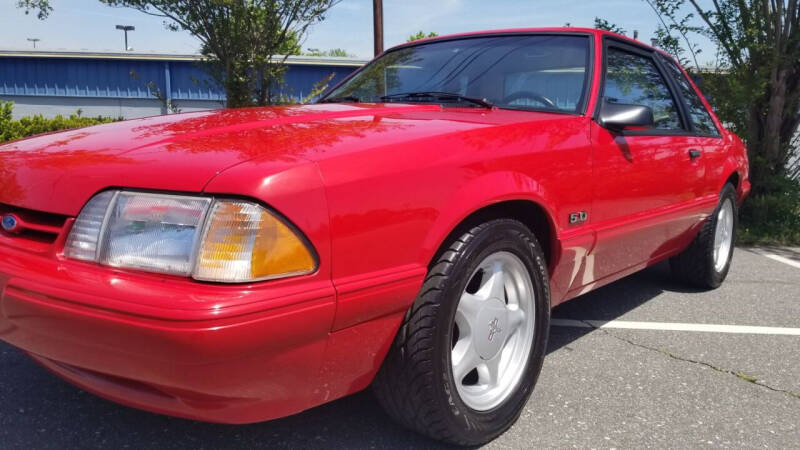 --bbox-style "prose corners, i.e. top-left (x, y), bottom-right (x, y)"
top-left (0, 0), bottom-right (718, 64)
